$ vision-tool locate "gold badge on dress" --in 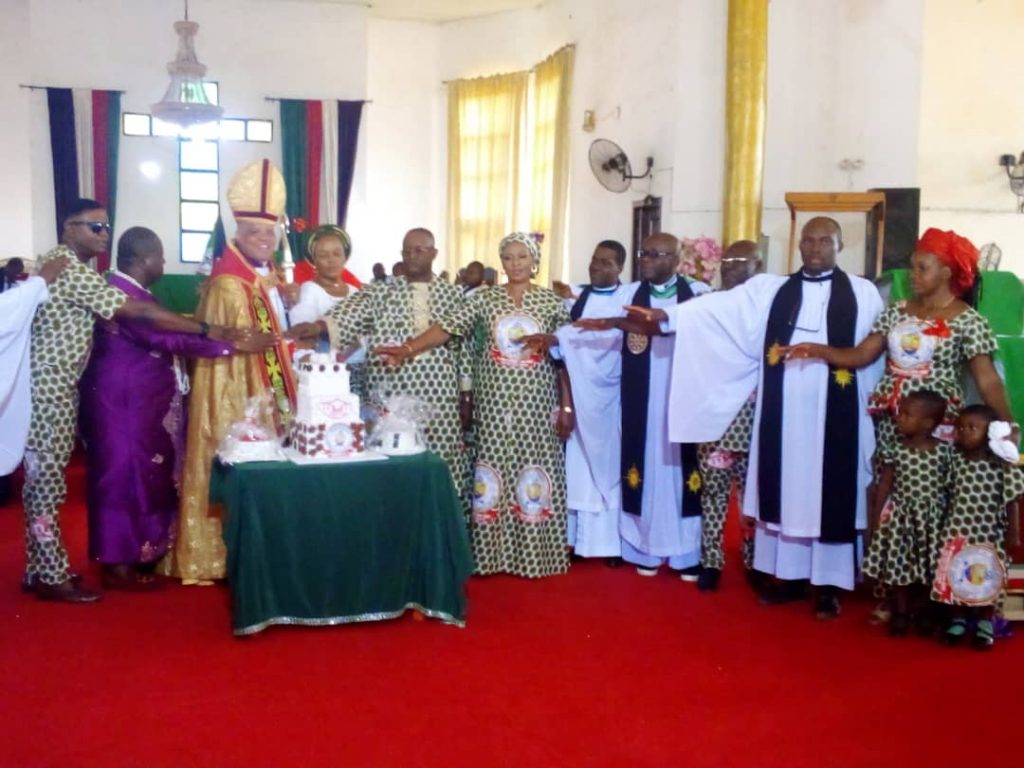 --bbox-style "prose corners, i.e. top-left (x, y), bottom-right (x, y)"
top-left (626, 332), bottom-right (649, 355)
